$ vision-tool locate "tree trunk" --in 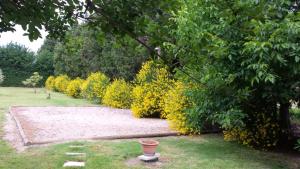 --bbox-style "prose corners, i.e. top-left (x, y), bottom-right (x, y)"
top-left (279, 102), bottom-right (292, 145)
